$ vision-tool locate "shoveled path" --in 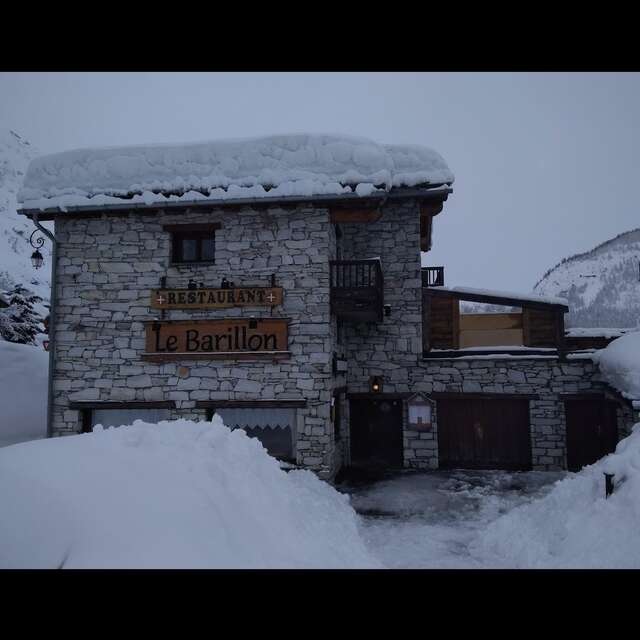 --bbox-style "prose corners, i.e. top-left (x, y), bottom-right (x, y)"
top-left (337, 468), bottom-right (564, 569)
